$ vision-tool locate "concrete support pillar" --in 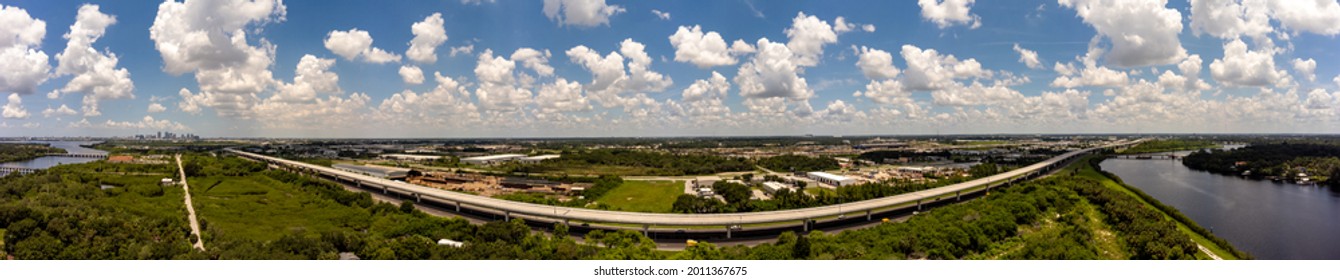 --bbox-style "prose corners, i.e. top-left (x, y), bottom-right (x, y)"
top-left (382, 186), bottom-right (387, 194)
top-left (643, 225), bottom-right (650, 237)
top-left (917, 199), bottom-right (922, 211)
top-left (866, 210), bottom-right (872, 221)
top-left (726, 226), bottom-right (732, 239)
top-left (455, 201), bottom-right (461, 212)
top-left (415, 193), bottom-right (421, 203)
top-left (504, 211), bottom-right (511, 222)
top-left (802, 219), bottom-right (810, 232)
top-left (956, 191), bottom-right (962, 201)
